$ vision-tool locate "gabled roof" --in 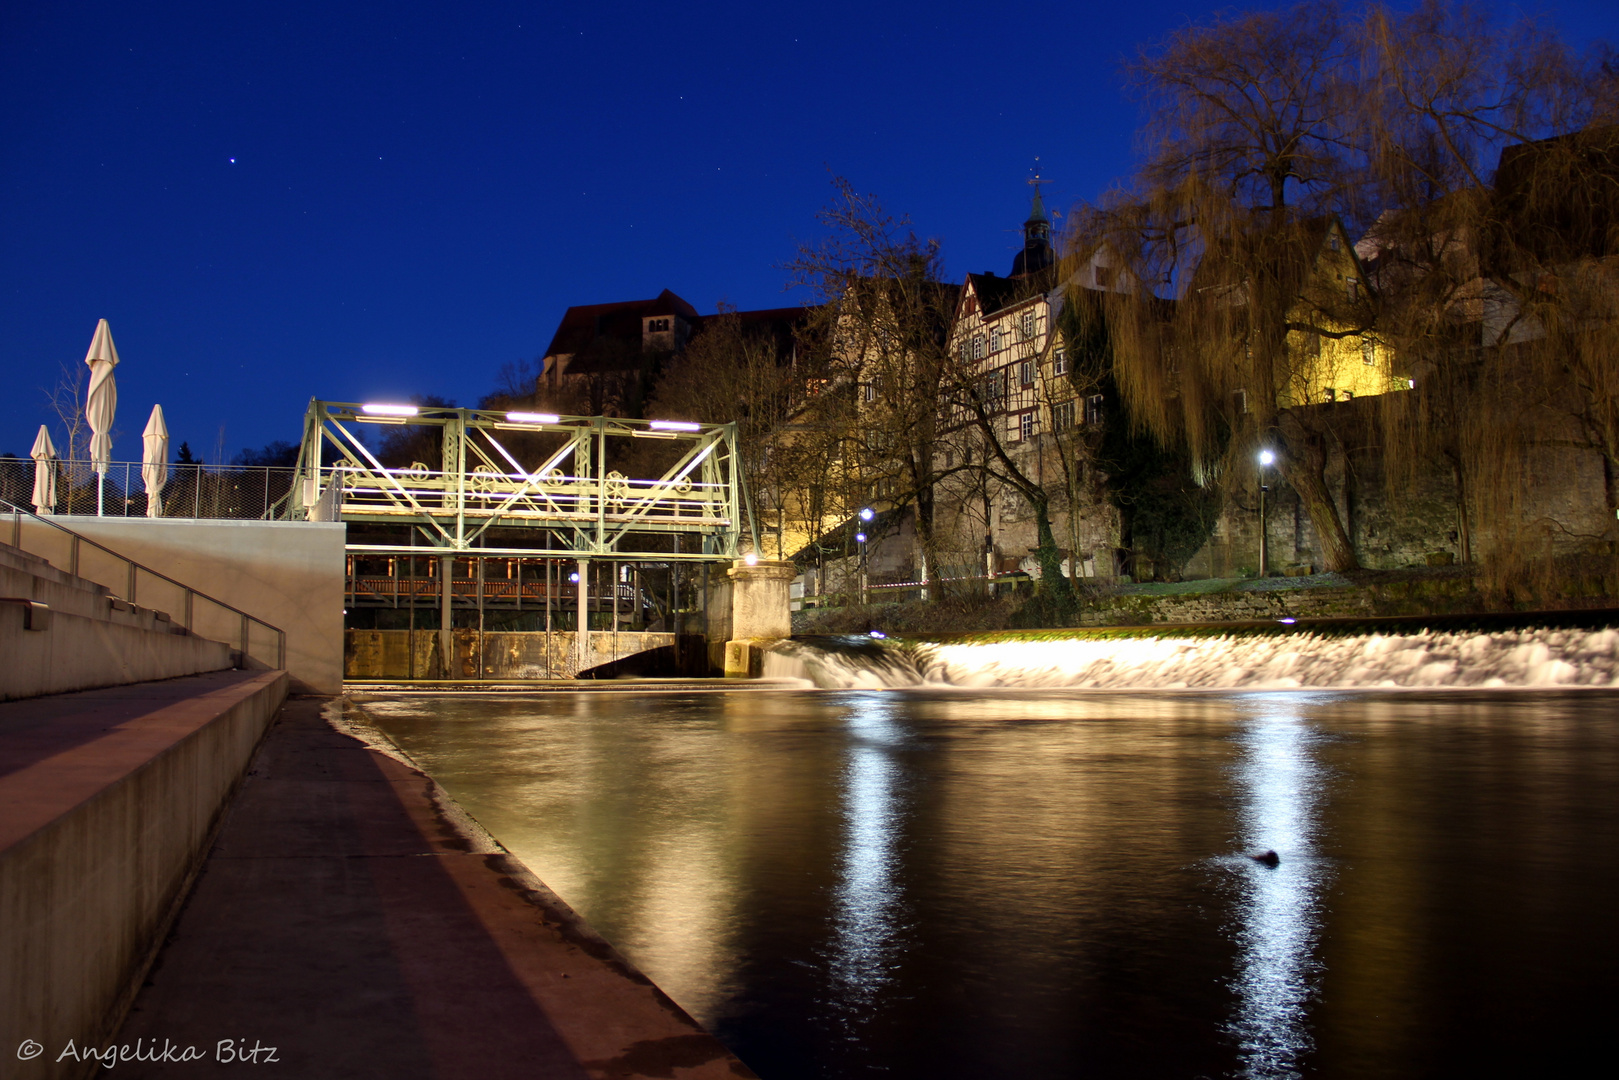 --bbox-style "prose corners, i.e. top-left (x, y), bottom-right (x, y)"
top-left (543, 289), bottom-right (699, 358)
top-left (962, 272), bottom-right (1041, 319)
top-left (1183, 215), bottom-right (1350, 303)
